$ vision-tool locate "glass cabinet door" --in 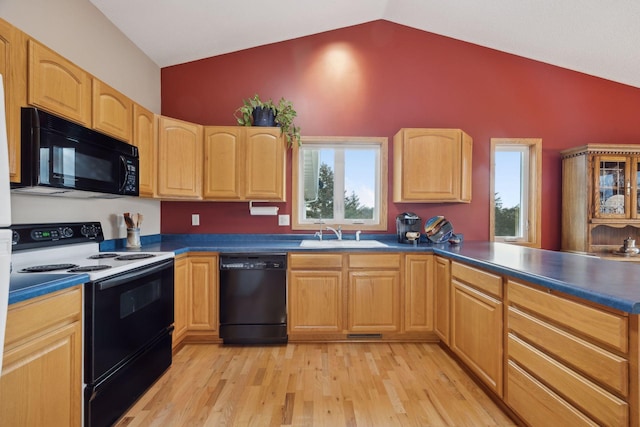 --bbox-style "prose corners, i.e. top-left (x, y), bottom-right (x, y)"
top-left (594, 156), bottom-right (629, 218)
top-left (634, 157), bottom-right (640, 218)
